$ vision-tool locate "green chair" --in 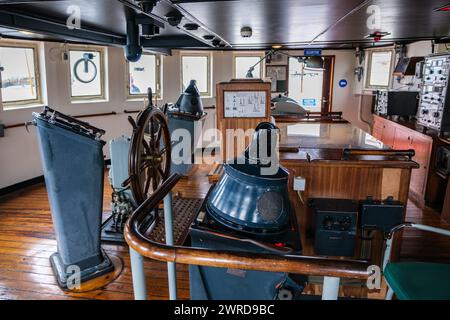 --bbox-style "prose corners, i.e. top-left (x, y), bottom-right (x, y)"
top-left (382, 223), bottom-right (450, 300)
